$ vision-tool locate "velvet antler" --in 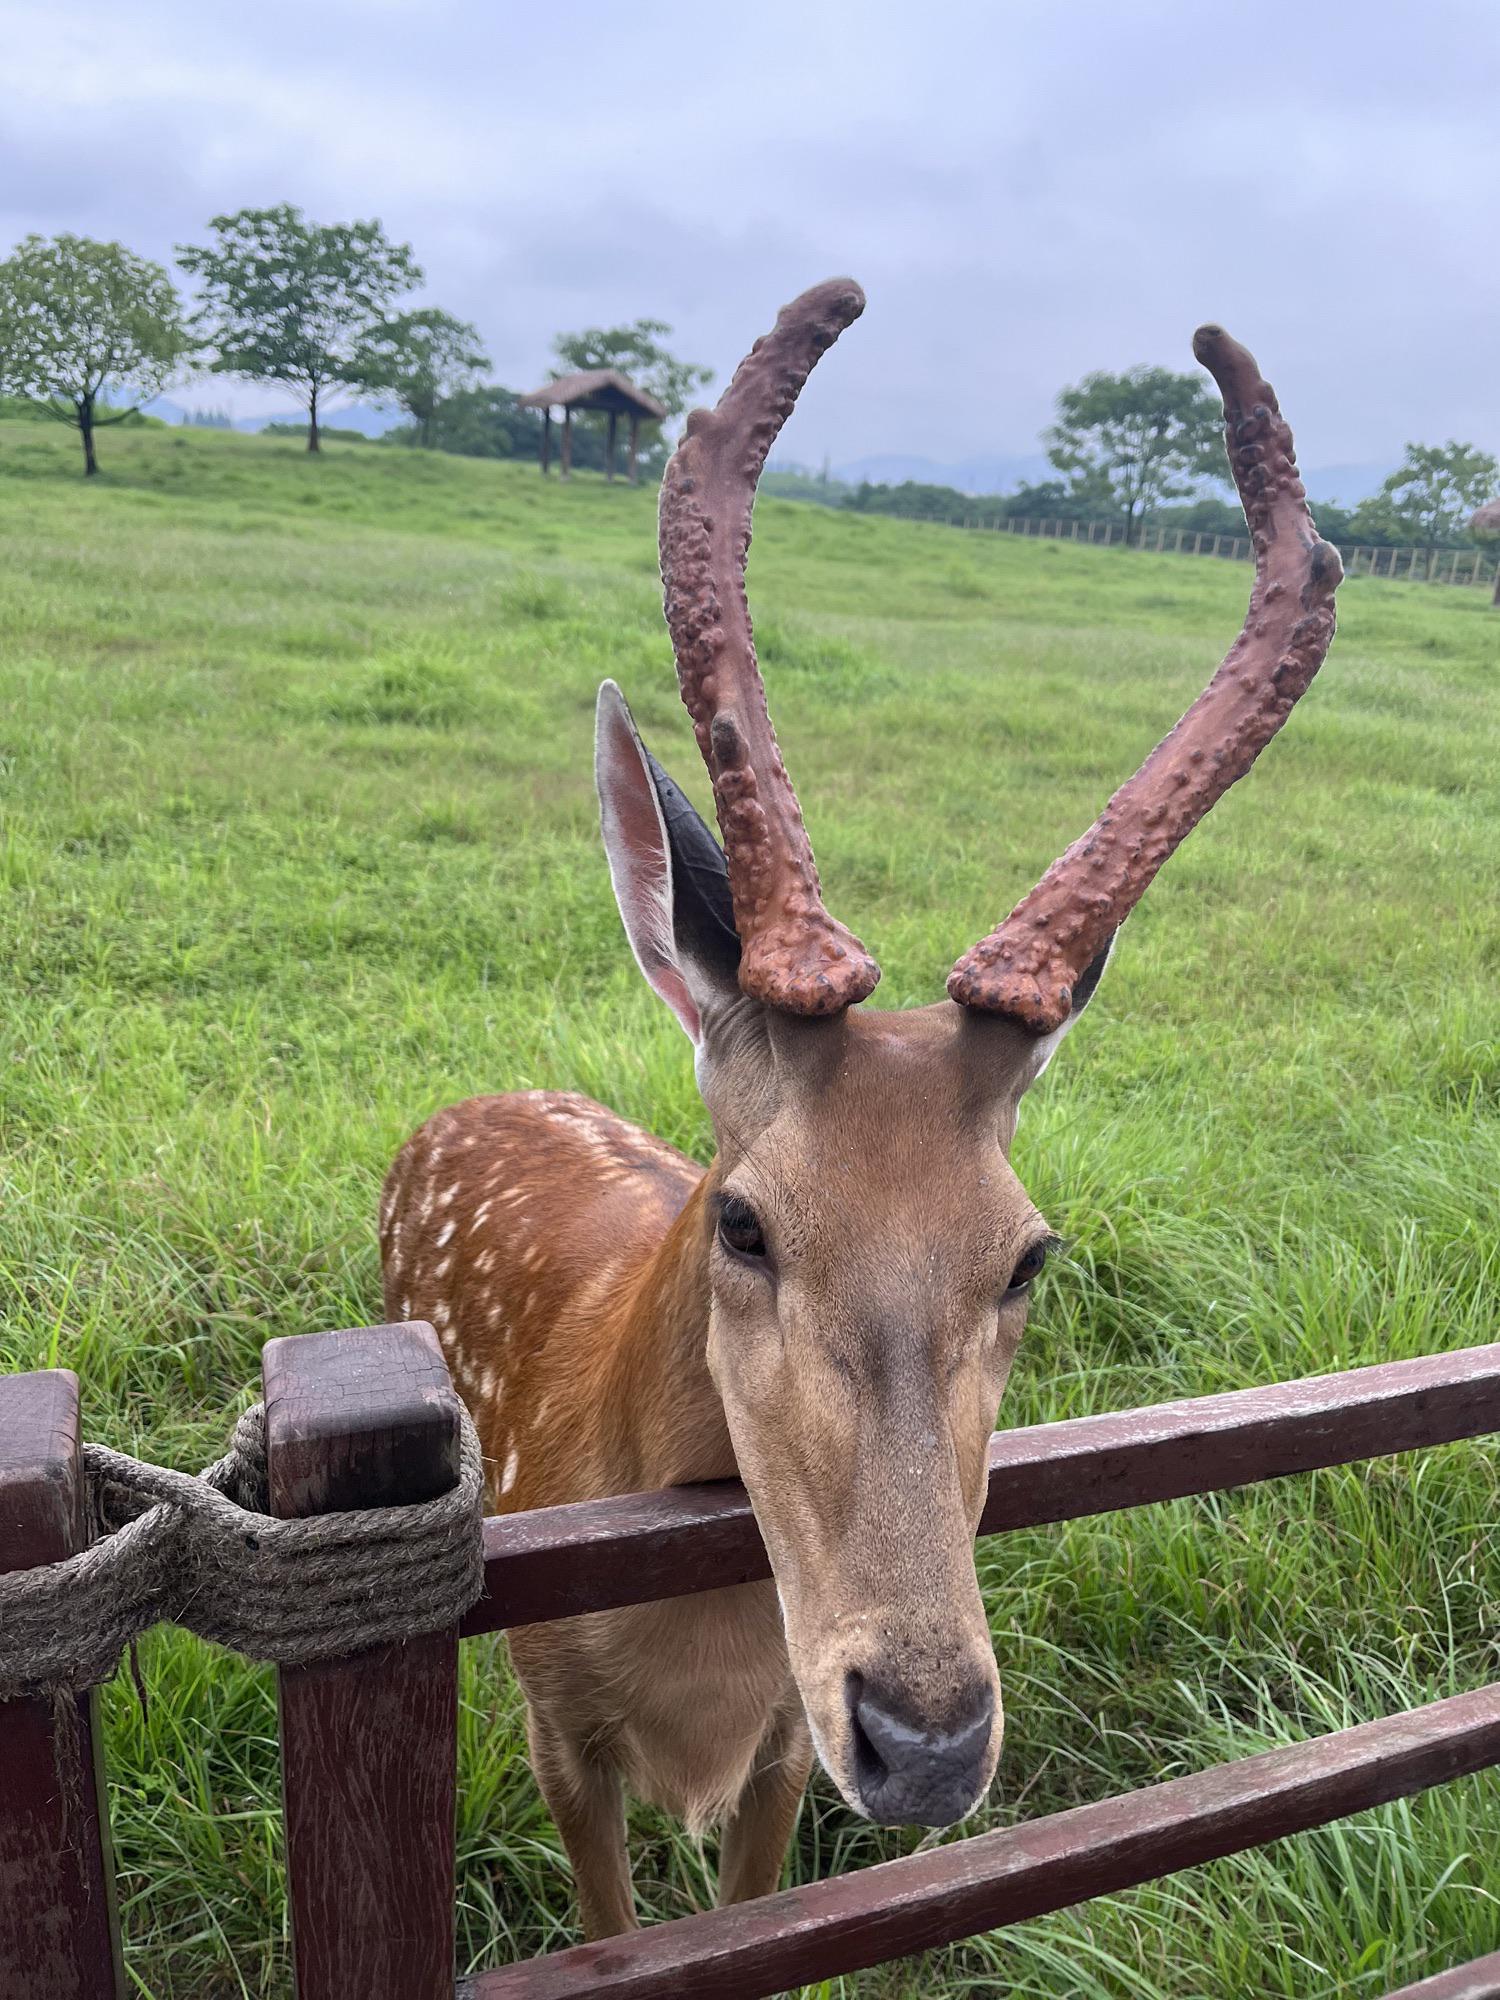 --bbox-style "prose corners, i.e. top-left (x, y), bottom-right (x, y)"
top-left (659, 279), bottom-right (880, 1017)
top-left (947, 326), bottom-right (1343, 1033)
